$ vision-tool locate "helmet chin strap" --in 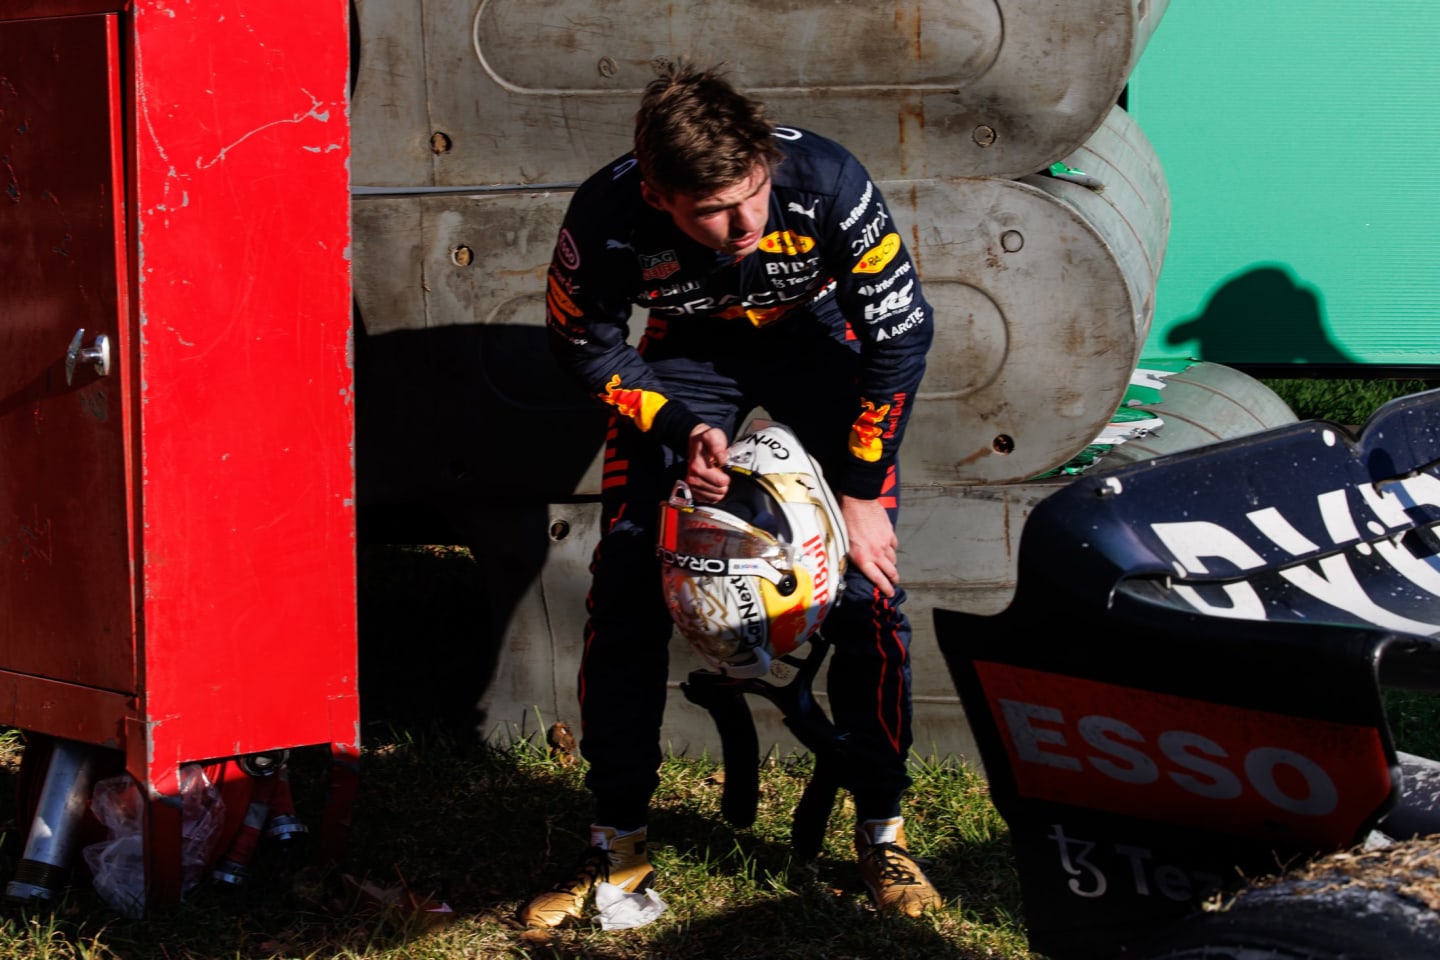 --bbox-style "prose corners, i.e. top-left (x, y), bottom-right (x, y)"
top-left (680, 637), bottom-right (846, 860)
